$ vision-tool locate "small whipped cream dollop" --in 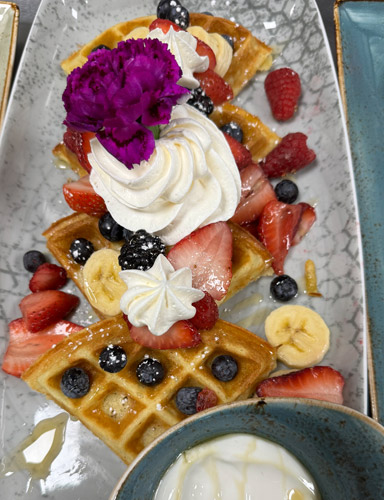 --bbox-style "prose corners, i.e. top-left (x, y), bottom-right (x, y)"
top-left (147, 27), bottom-right (209, 89)
top-left (89, 104), bottom-right (241, 245)
top-left (154, 434), bottom-right (321, 500)
top-left (119, 254), bottom-right (204, 335)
